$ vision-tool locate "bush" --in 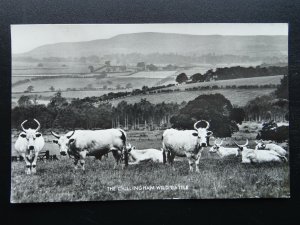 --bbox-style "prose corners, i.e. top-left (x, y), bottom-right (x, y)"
top-left (256, 120), bottom-right (288, 142)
